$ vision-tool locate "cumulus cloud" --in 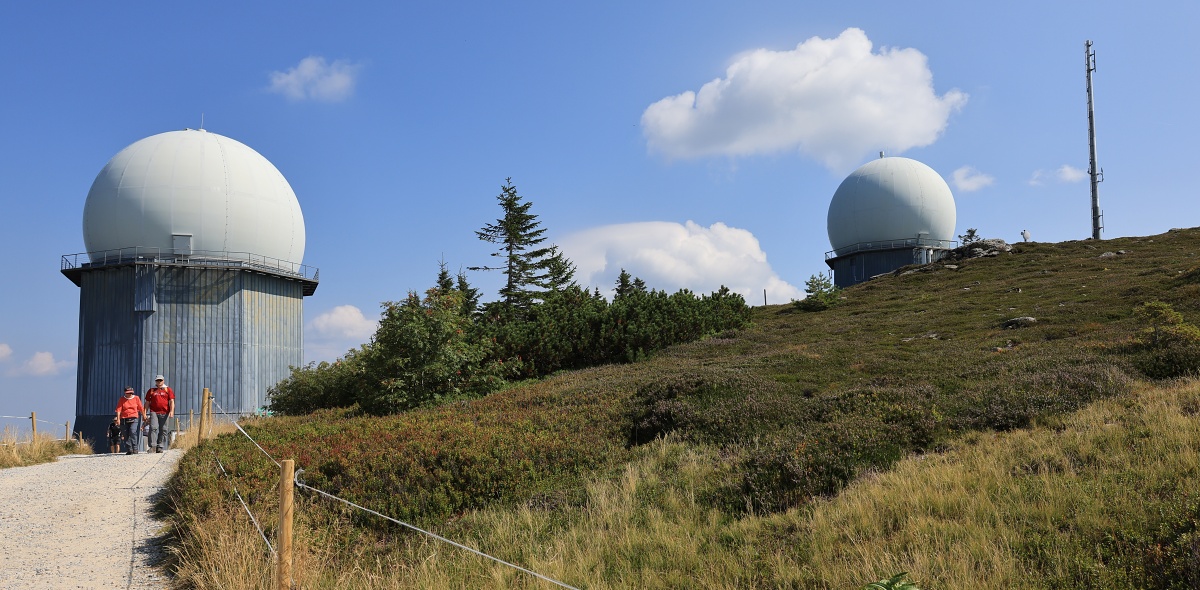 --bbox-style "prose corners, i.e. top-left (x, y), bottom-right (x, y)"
top-left (7, 352), bottom-right (72, 377)
top-left (641, 28), bottom-right (967, 171)
top-left (557, 221), bottom-right (804, 305)
top-left (1057, 164), bottom-right (1086, 182)
top-left (309, 305), bottom-right (378, 340)
top-left (268, 56), bottom-right (362, 102)
top-left (0, 343), bottom-right (10, 362)
top-left (951, 166), bottom-right (995, 192)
